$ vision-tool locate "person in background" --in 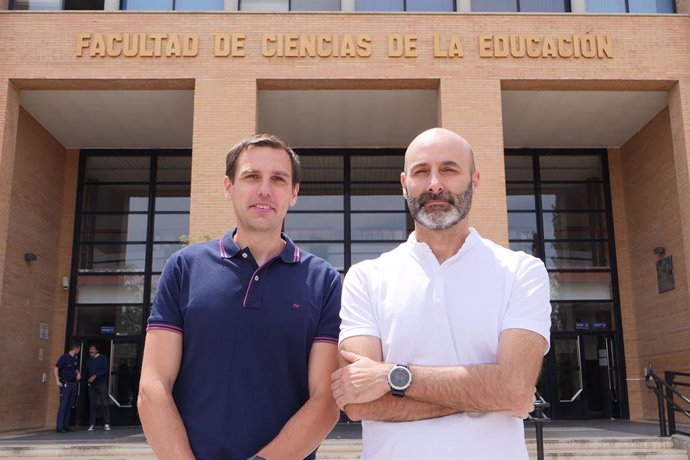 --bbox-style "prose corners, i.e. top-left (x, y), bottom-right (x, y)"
top-left (54, 343), bottom-right (81, 433)
top-left (85, 343), bottom-right (111, 431)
